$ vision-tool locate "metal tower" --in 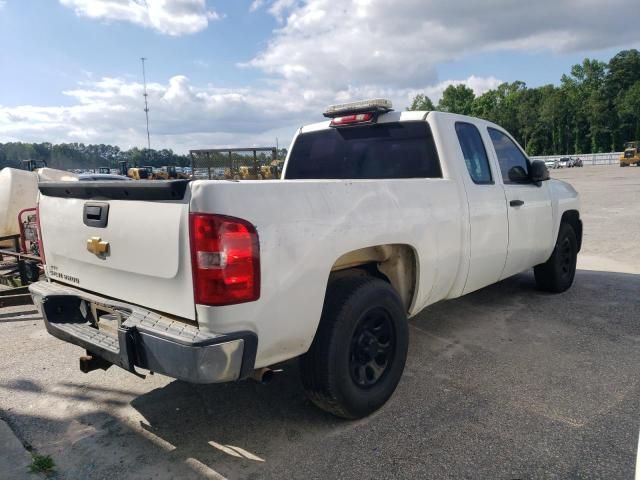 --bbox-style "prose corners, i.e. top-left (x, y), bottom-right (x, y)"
top-left (141, 57), bottom-right (151, 157)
